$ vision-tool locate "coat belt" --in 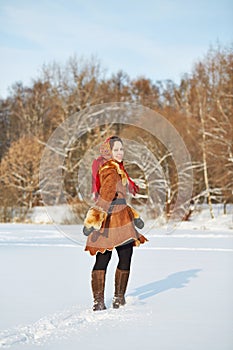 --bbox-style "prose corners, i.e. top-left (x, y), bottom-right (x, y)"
top-left (111, 198), bottom-right (126, 205)
top-left (107, 198), bottom-right (126, 215)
